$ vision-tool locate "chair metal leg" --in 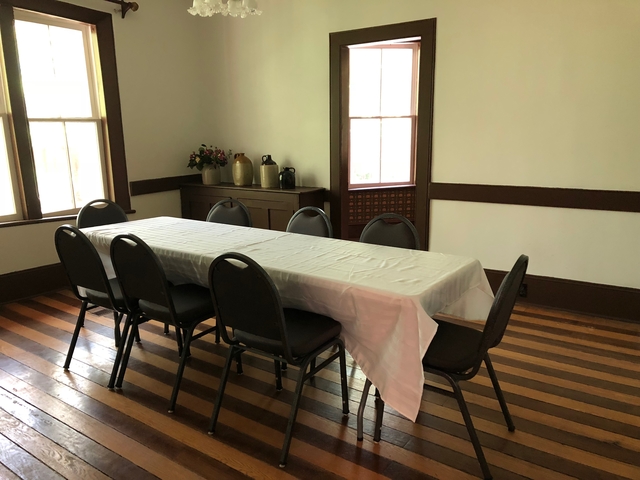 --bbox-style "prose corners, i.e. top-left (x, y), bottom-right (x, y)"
top-left (113, 311), bottom-right (123, 348)
top-left (446, 373), bottom-right (493, 480)
top-left (338, 343), bottom-right (349, 415)
top-left (236, 351), bottom-right (243, 375)
top-left (175, 326), bottom-right (183, 356)
top-left (215, 318), bottom-right (220, 344)
top-left (485, 354), bottom-right (515, 432)
top-left (184, 330), bottom-right (192, 357)
top-left (208, 345), bottom-right (236, 434)
top-left (108, 314), bottom-right (132, 389)
top-left (373, 388), bottom-right (384, 442)
top-left (356, 378), bottom-right (372, 441)
top-left (168, 328), bottom-right (193, 413)
top-left (64, 300), bottom-right (88, 370)
top-left (308, 358), bottom-right (316, 385)
top-left (279, 357), bottom-right (308, 467)
top-left (115, 316), bottom-right (140, 389)
top-left (274, 359), bottom-right (283, 391)
top-left (163, 323), bottom-right (169, 335)
top-left (134, 324), bottom-right (141, 343)
top-left (281, 361), bottom-right (287, 371)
